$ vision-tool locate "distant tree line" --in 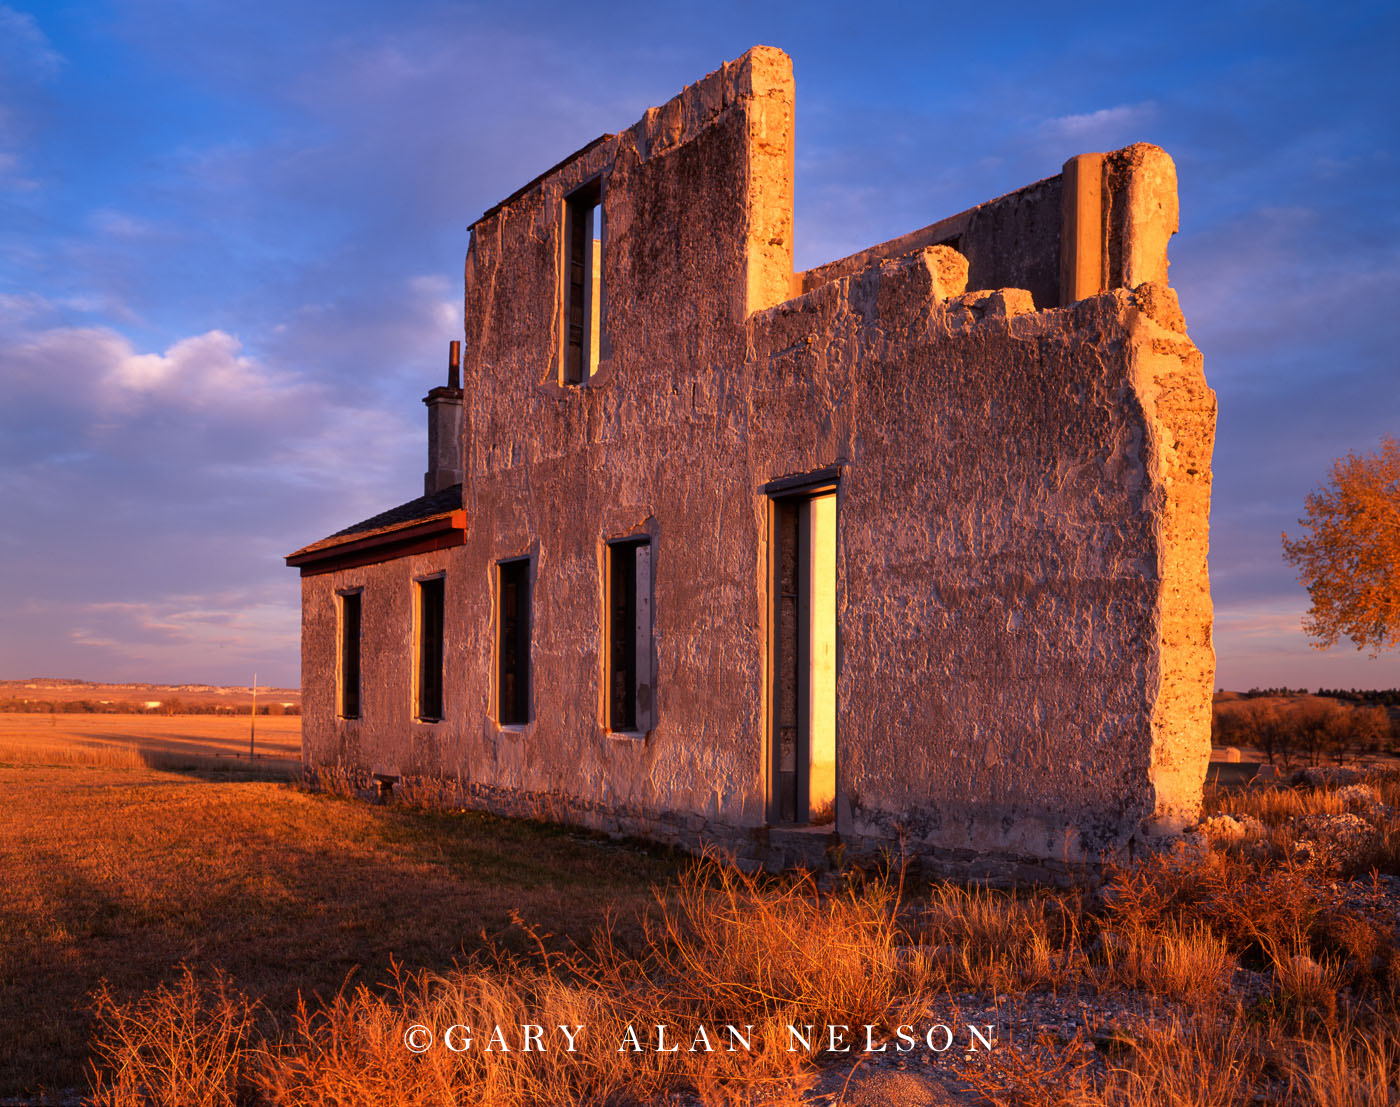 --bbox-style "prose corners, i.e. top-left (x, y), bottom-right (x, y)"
top-left (1235, 687), bottom-right (1400, 705)
top-left (0, 697), bottom-right (300, 716)
top-left (1315, 688), bottom-right (1400, 707)
top-left (1214, 697), bottom-right (1395, 768)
